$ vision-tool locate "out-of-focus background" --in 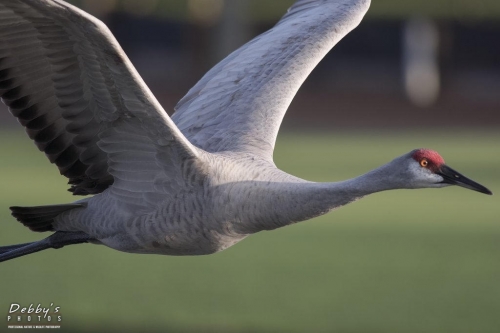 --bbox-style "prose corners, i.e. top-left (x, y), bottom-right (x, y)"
top-left (0, 0), bottom-right (499, 332)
